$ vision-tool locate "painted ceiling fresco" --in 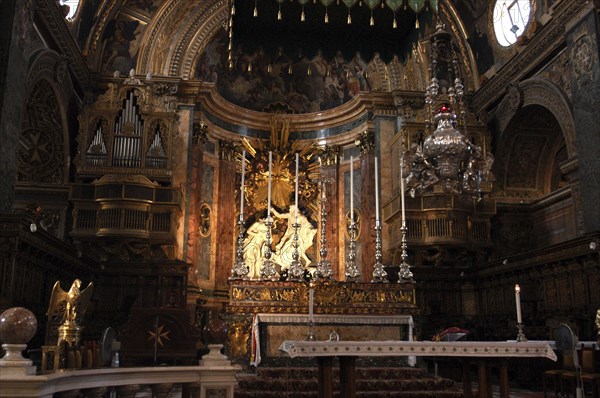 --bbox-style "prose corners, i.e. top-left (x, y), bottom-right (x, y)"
top-left (195, 0), bottom-right (433, 113)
